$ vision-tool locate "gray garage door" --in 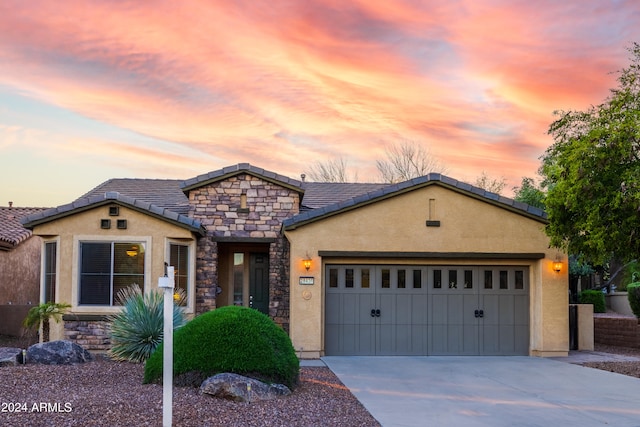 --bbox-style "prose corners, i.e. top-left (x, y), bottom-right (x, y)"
top-left (325, 265), bottom-right (529, 356)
